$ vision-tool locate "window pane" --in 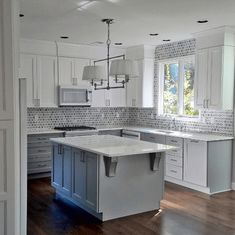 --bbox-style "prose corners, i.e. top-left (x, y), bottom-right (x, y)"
top-left (183, 62), bottom-right (198, 116)
top-left (163, 63), bottom-right (179, 114)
